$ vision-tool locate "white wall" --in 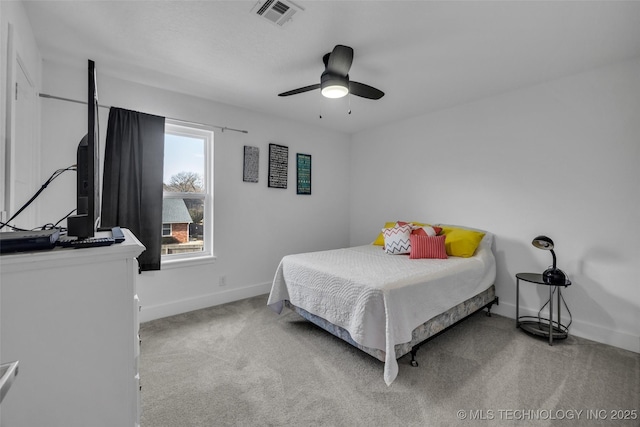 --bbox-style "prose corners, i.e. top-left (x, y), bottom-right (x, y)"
top-left (6, 0), bottom-right (638, 353)
top-left (349, 58), bottom-right (640, 353)
top-left (38, 59), bottom-right (352, 322)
